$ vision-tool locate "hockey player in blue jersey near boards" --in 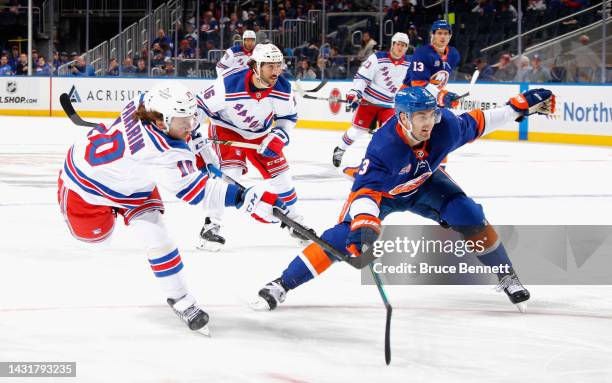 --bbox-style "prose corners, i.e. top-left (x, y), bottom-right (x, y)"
top-left (404, 20), bottom-right (462, 109)
top-left (252, 86), bottom-right (556, 312)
